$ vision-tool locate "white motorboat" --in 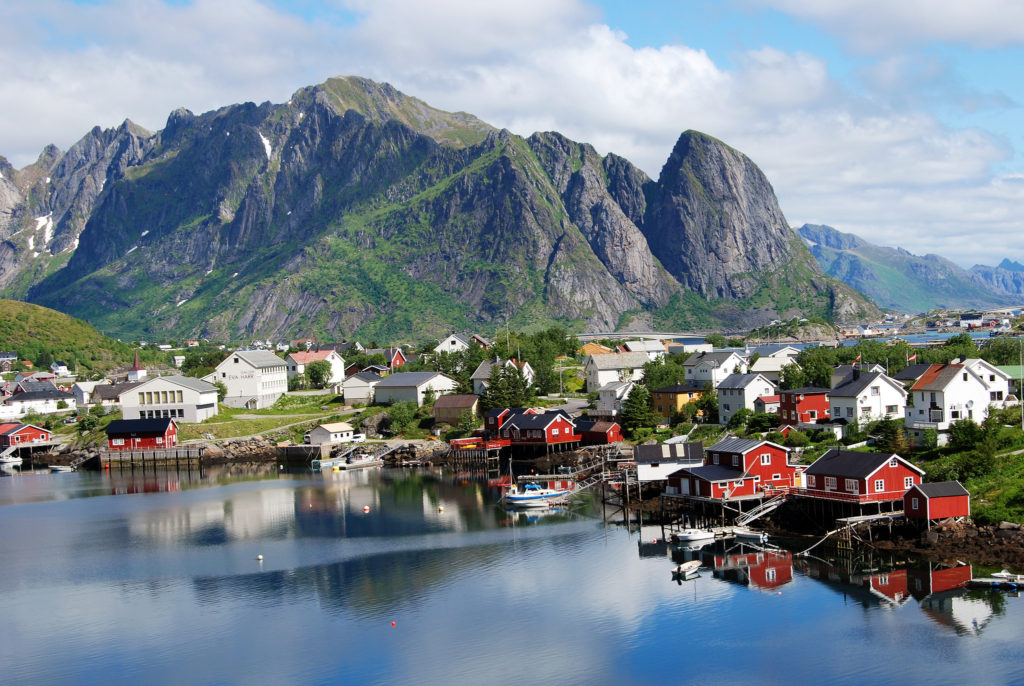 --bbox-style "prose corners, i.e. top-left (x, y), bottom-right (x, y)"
top-left (673, 528), bottom-right (716, 542)
top-left (0, 454), bottom-right (23, 465)
top-left (672, 560), bottom-right (701, 576)
top-left (504, 482), bottom-right (572, 508)
top-left (49, 465), bottom-right (74, 473)
top-left (733, 526), bottom-right (769, 543)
